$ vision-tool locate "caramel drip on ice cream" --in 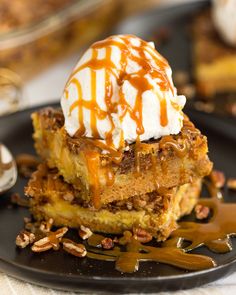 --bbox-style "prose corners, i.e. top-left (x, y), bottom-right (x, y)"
top-left (64, 35), bottom-right (176, 208)
top-left (66, 35), bottom-right (173, 149)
